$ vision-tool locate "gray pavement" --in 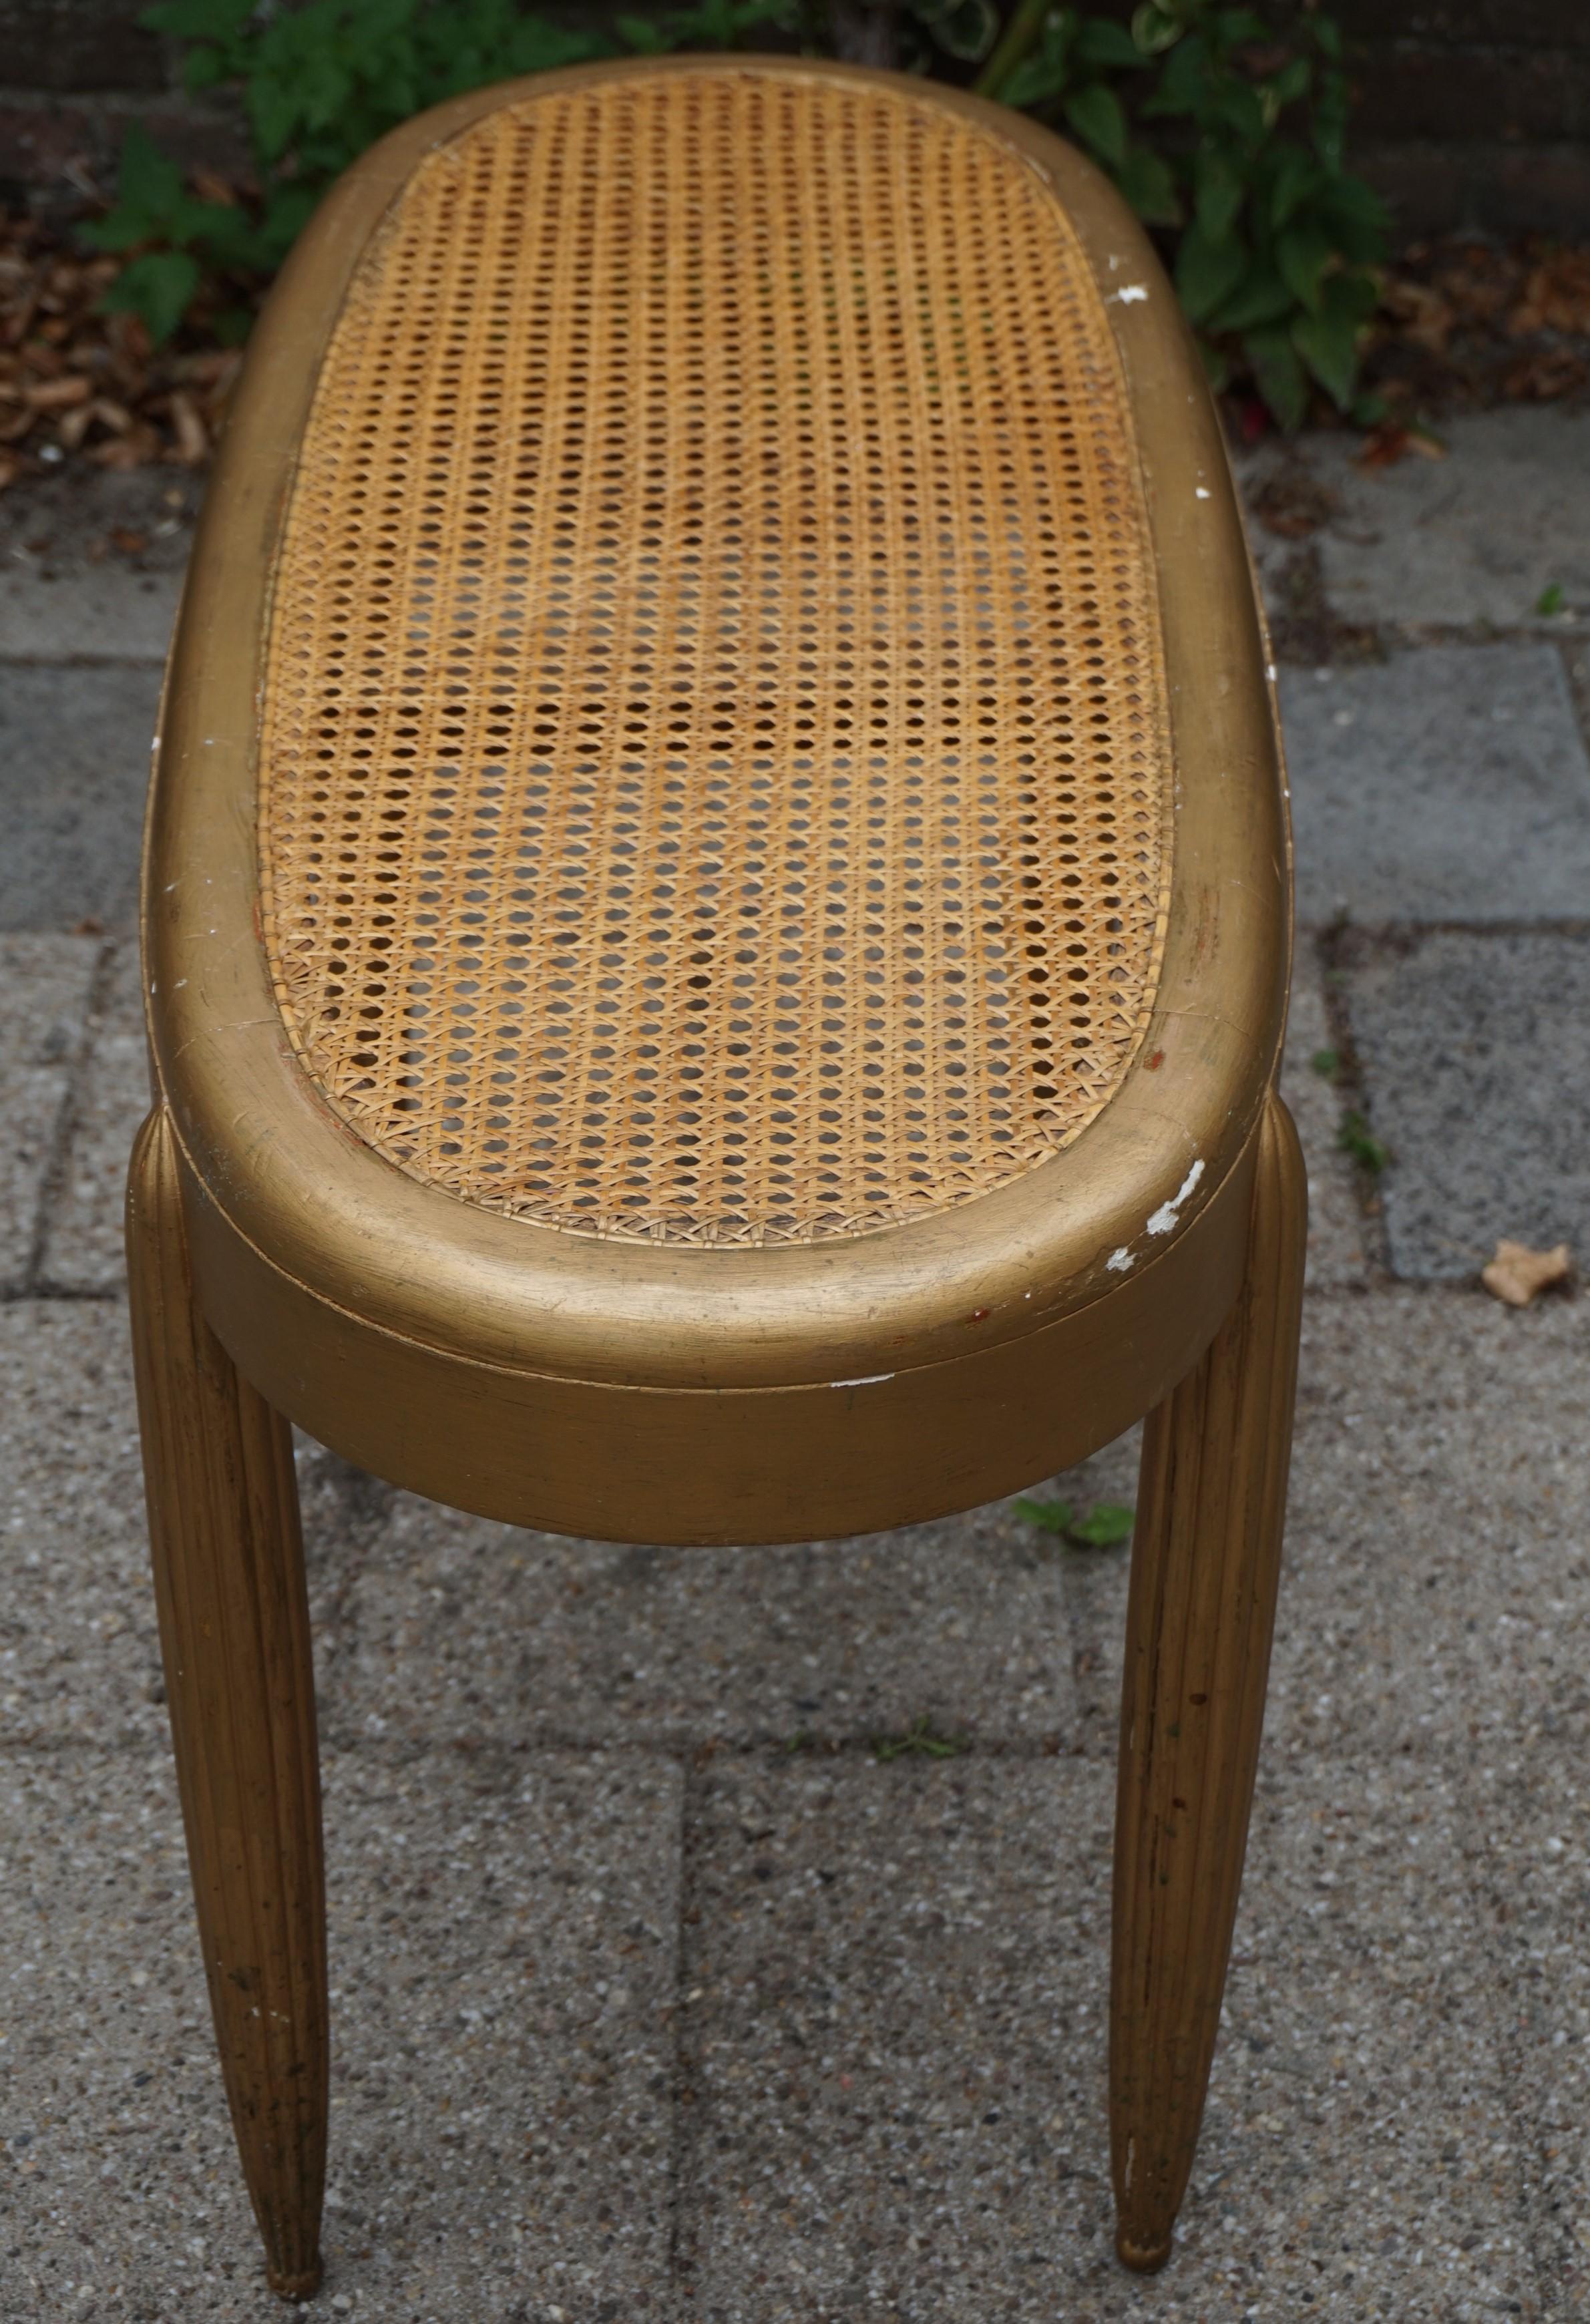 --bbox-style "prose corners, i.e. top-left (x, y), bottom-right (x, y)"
top-left (1279, 642), bottom-right (1590, 926)
top-left (0, 415), bottom-right (1587, 2320)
